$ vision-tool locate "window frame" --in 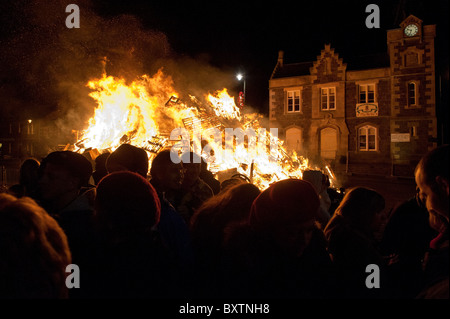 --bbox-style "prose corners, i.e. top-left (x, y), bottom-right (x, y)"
top-left (407, 82), bottom-right (417, 107)
top-left (358, 84), bottom-right (376, 104)
top-left (358, 125), bottom-right (378, 152)
top-left (321, 87), bottom-right (336, 111)
top-left (286, 89), bottom-right (301, 113)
